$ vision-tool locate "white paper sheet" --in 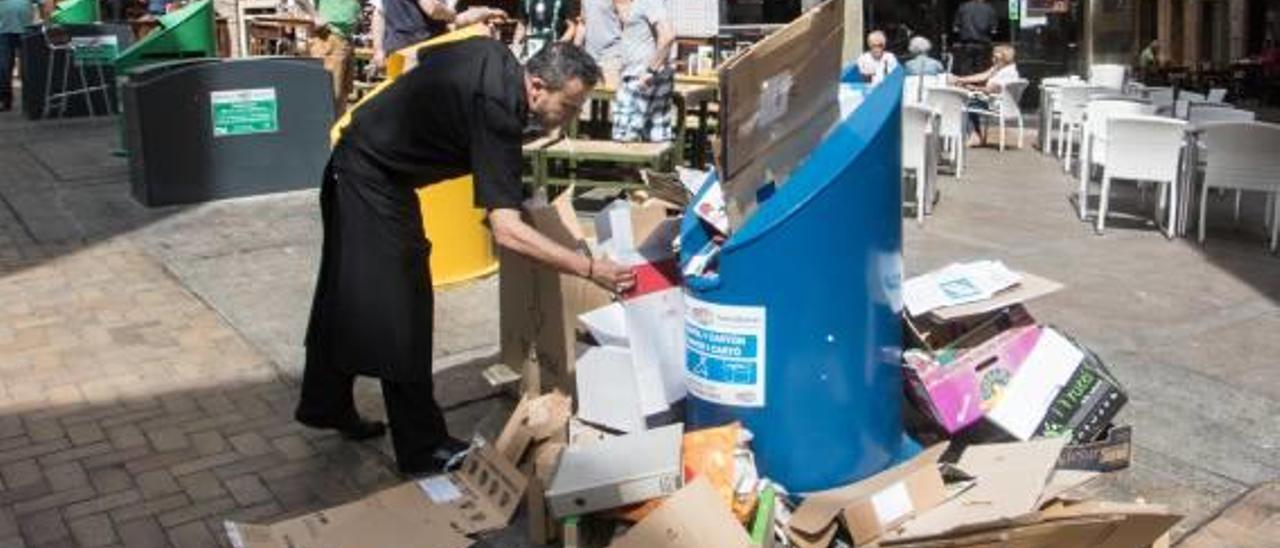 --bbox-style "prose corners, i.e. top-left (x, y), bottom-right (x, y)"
top-left (579, 303), bottom-right (630, 348)
top-left (902, 260), bottom-right (1022, 316)
top-left (625, 288), bottom-right (688, 413)
top-left (575, 346), bottom-right (647, 433)
top-left (986, 328), bottom-right (1084, 440)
